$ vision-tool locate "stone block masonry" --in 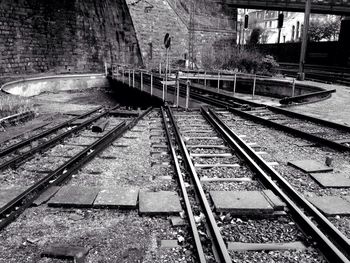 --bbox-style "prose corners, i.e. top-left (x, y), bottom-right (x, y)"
top-left (0, 0), bottom-right (142, 76)
top-left (126, 0), bottom-right (188, 69)
top-left (126, 0), bottom-right (237, 69)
